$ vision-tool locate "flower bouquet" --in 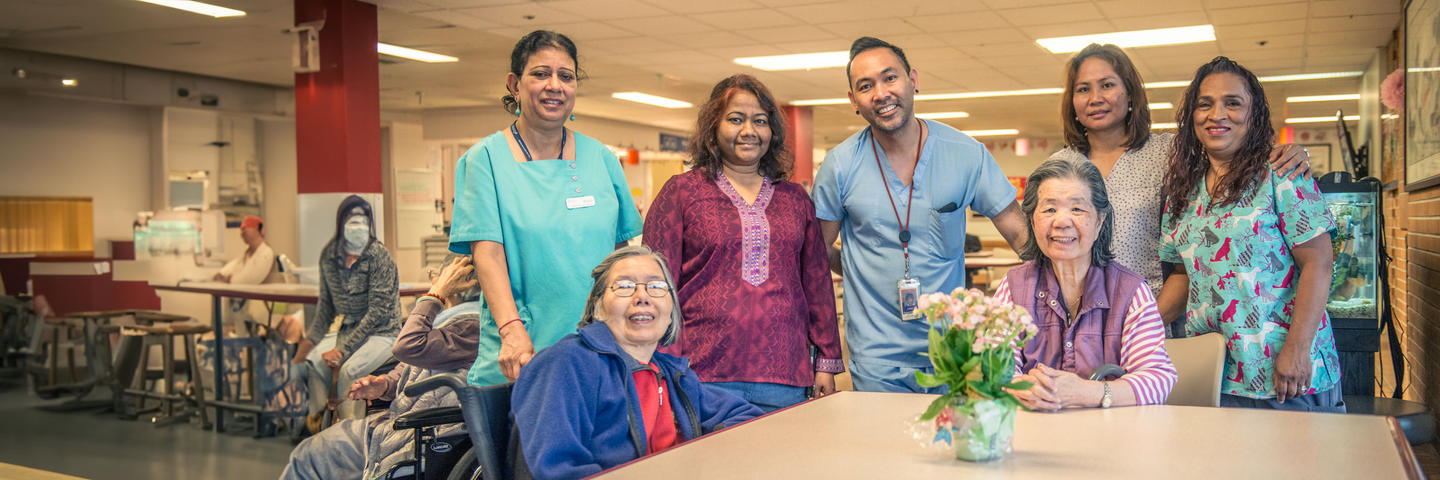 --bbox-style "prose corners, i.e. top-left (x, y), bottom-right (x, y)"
top-left (912, 287), bottom-right (1038, 462)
